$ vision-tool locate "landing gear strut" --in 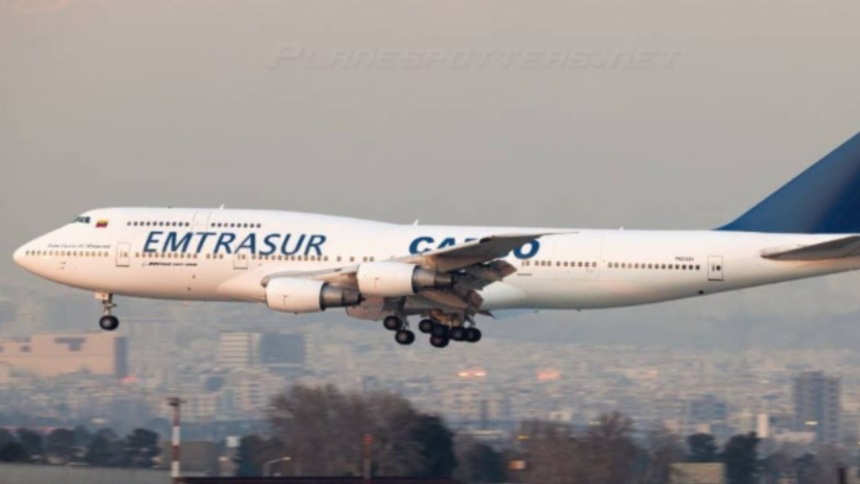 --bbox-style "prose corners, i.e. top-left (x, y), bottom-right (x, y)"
top-left (96, 293), bottom-right (120, 331)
